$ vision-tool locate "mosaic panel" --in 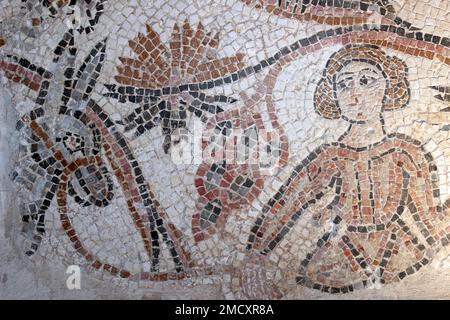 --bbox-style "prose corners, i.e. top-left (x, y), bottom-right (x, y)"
top-left (1, 0), bottom-right (450, 299)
